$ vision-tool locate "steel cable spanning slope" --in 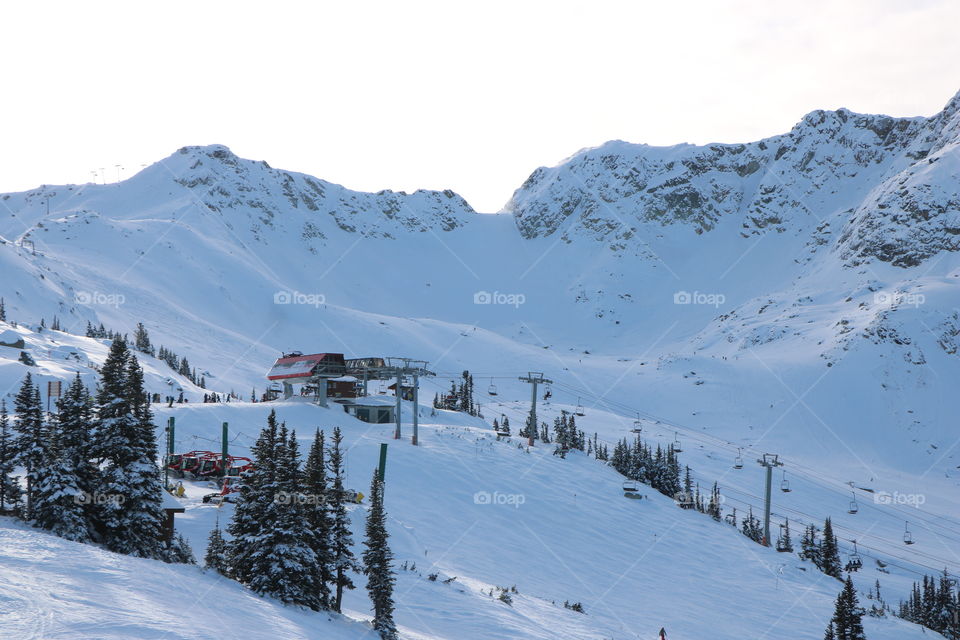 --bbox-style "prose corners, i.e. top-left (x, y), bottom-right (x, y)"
top-left (423, 371), bottom-right (960, 580)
